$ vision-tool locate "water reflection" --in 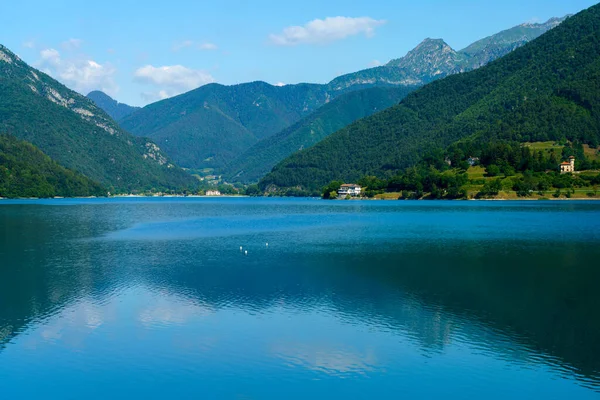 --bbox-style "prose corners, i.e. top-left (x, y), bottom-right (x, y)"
top-left (1, 199), bottom-right (599, 397)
